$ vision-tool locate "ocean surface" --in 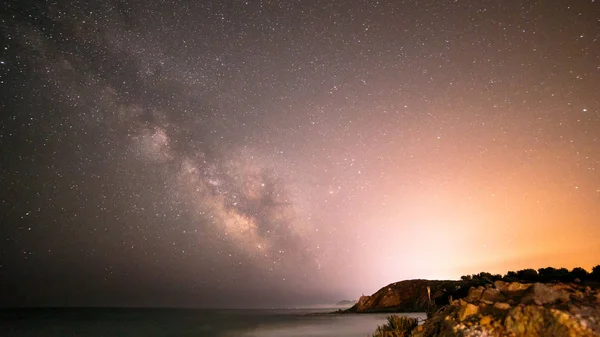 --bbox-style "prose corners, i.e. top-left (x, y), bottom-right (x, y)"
top-left (0, 308), bottom-right (426, 337)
